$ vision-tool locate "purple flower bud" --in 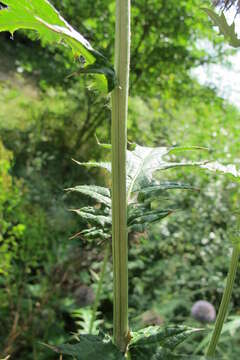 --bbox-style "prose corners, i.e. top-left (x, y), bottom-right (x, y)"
top-left (191, 300), bottom-right (216, 323)
top-left (74, 285), bottom-right (95, 307)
